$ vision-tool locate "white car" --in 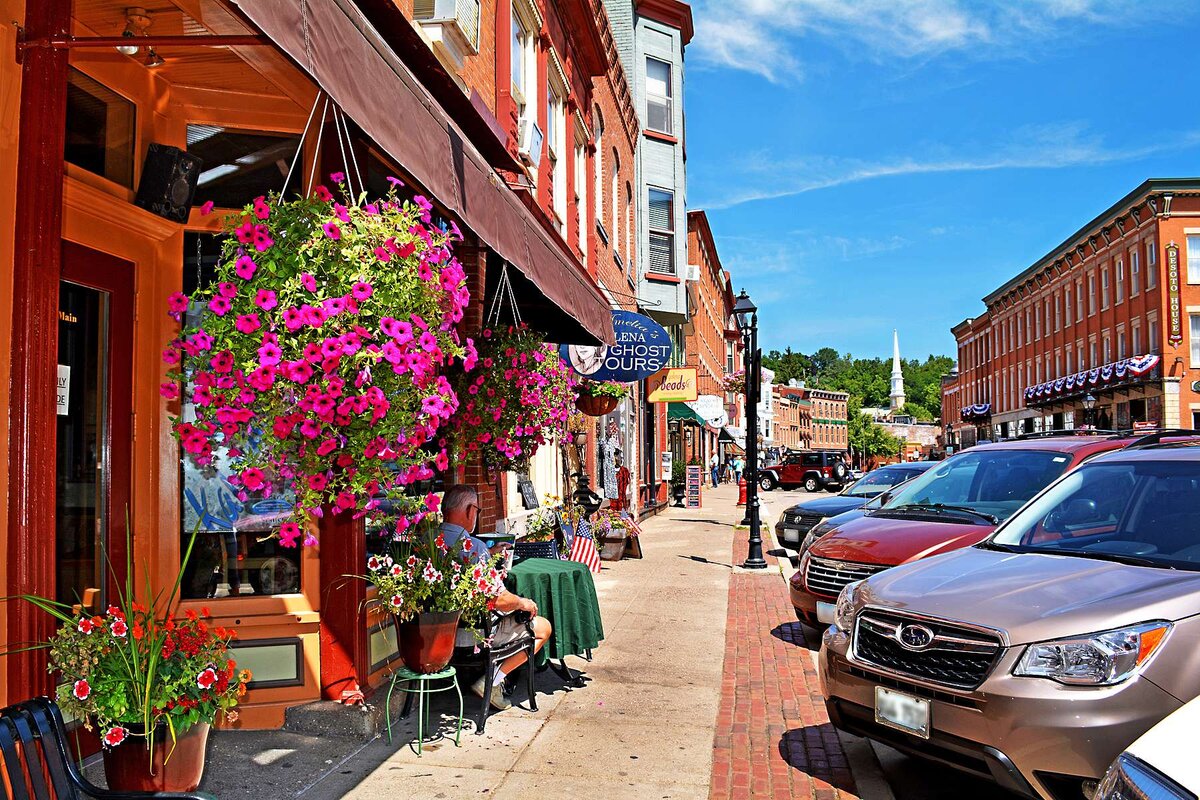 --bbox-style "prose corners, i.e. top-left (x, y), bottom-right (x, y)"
top-left (1096, 694), bottom-right (1200, 799)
